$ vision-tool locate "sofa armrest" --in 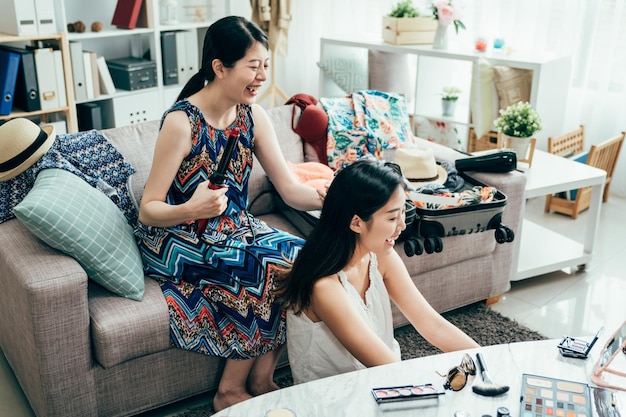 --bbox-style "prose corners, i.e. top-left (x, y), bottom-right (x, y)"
top-left (0, 219), bottom-right (97, 416)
